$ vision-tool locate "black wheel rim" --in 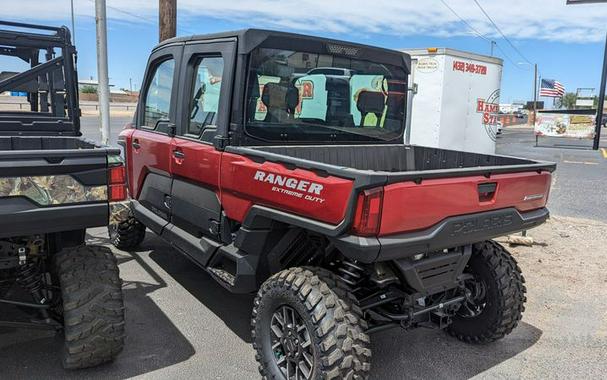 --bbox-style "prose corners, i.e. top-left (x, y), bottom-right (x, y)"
top-left (459, 278), bottom-right (487, 318)
top-left (270, 305), bottom-right (314, 380)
